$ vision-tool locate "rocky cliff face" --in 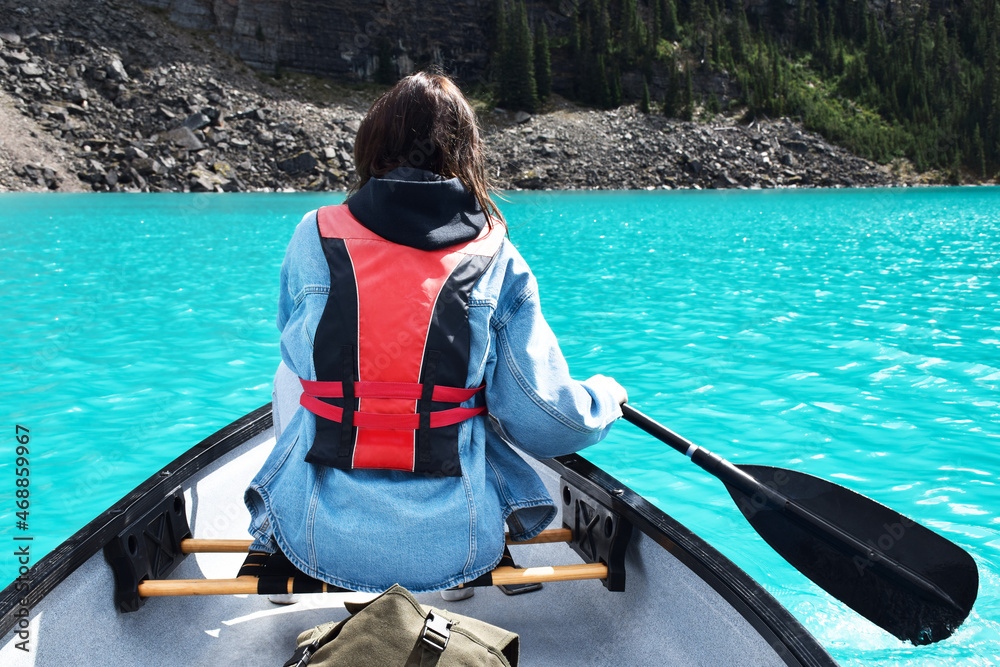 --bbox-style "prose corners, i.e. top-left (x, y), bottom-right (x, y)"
top-left (132, 0), bottom-right (763, 114)
top-left (1, 0), bottom-right (914, 192)
top-left (139, 0), bottom-right (493, 83)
